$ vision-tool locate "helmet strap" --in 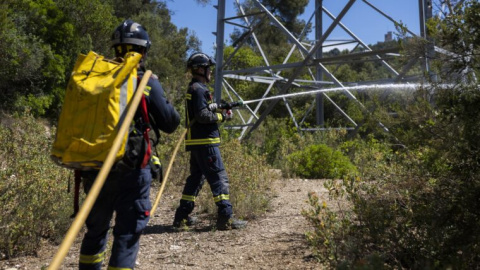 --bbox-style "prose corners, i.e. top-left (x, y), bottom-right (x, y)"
top-left (192, 67), bottom-right (210, 83)
top-left (204, 66), bottom-right (211, 83)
